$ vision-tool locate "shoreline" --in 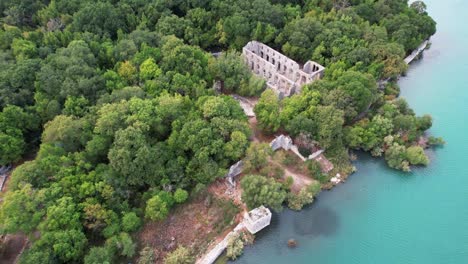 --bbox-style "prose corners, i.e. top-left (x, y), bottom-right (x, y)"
top-left (197, 39), bottom-right (432, 264)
